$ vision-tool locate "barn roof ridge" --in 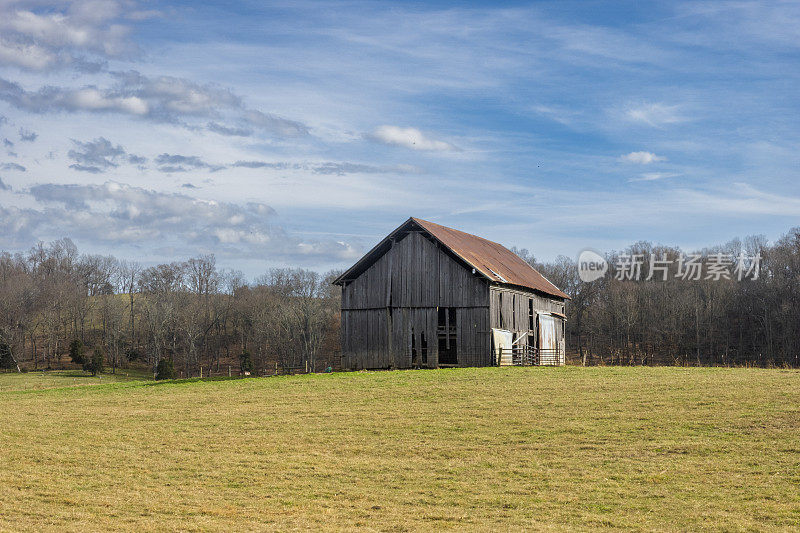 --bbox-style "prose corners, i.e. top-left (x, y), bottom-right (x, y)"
top-left (333, 217), bottom-right (569, 300)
